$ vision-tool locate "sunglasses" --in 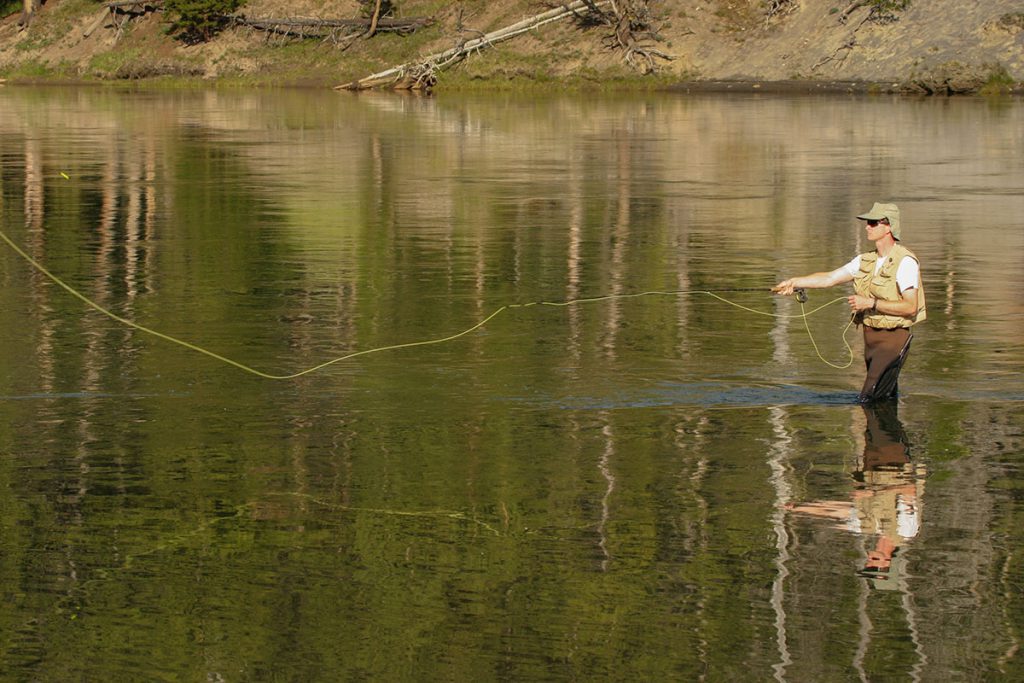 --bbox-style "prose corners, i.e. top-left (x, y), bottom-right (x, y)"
top-left (866, 219), bottom-right (889, 227)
